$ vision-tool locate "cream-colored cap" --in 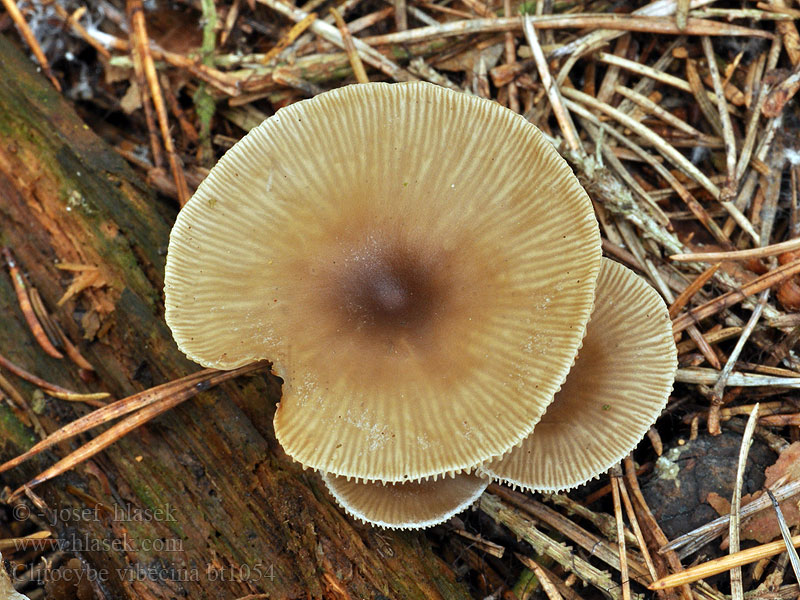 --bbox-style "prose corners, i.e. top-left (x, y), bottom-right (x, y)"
top-left (483, 258), bottom-right (677, 491)
top-left (165, 82), bottom-right (601, 483)
top-left (322, 471), bottom-right (488, 529)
